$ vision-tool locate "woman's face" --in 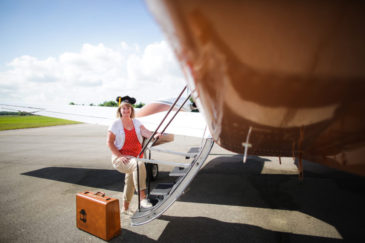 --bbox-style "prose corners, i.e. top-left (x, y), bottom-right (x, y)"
top-left (121, 105), bottom-right (132, 117)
